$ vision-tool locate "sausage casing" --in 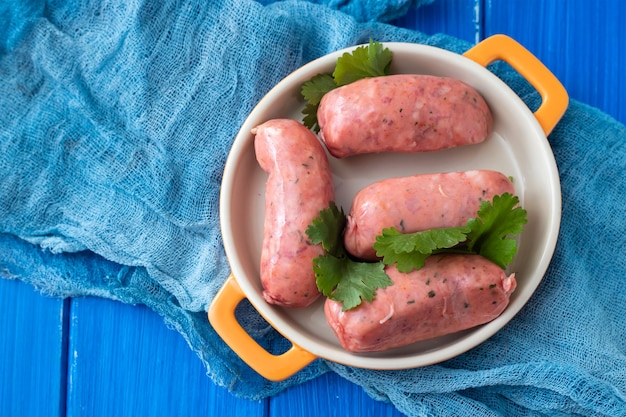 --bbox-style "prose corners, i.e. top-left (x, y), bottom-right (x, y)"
top-left (344, 170), bottom-right (515, 260)
top-left (253, 119), bottom-right (334, 307)
top-left (317, 74), bottom-right (493, 158)
top-left (324, 254), bottom-right (516, 352)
